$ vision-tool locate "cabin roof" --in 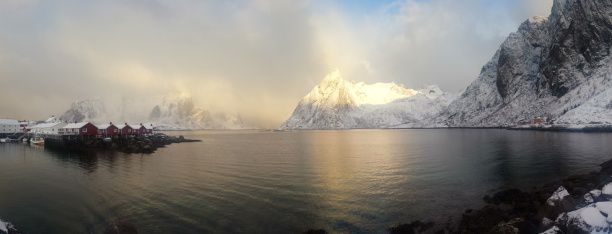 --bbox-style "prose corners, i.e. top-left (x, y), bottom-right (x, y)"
top-left (31, 122), bottom-right (64, 129)
top-left (0, 119), bottom-right (19, 125)
top-left (127, 124), bottom-right (142, 129)
top-left (63, 122), bottom-right (91, 129)
top-left (96, 123), bottom-right (116, 129)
